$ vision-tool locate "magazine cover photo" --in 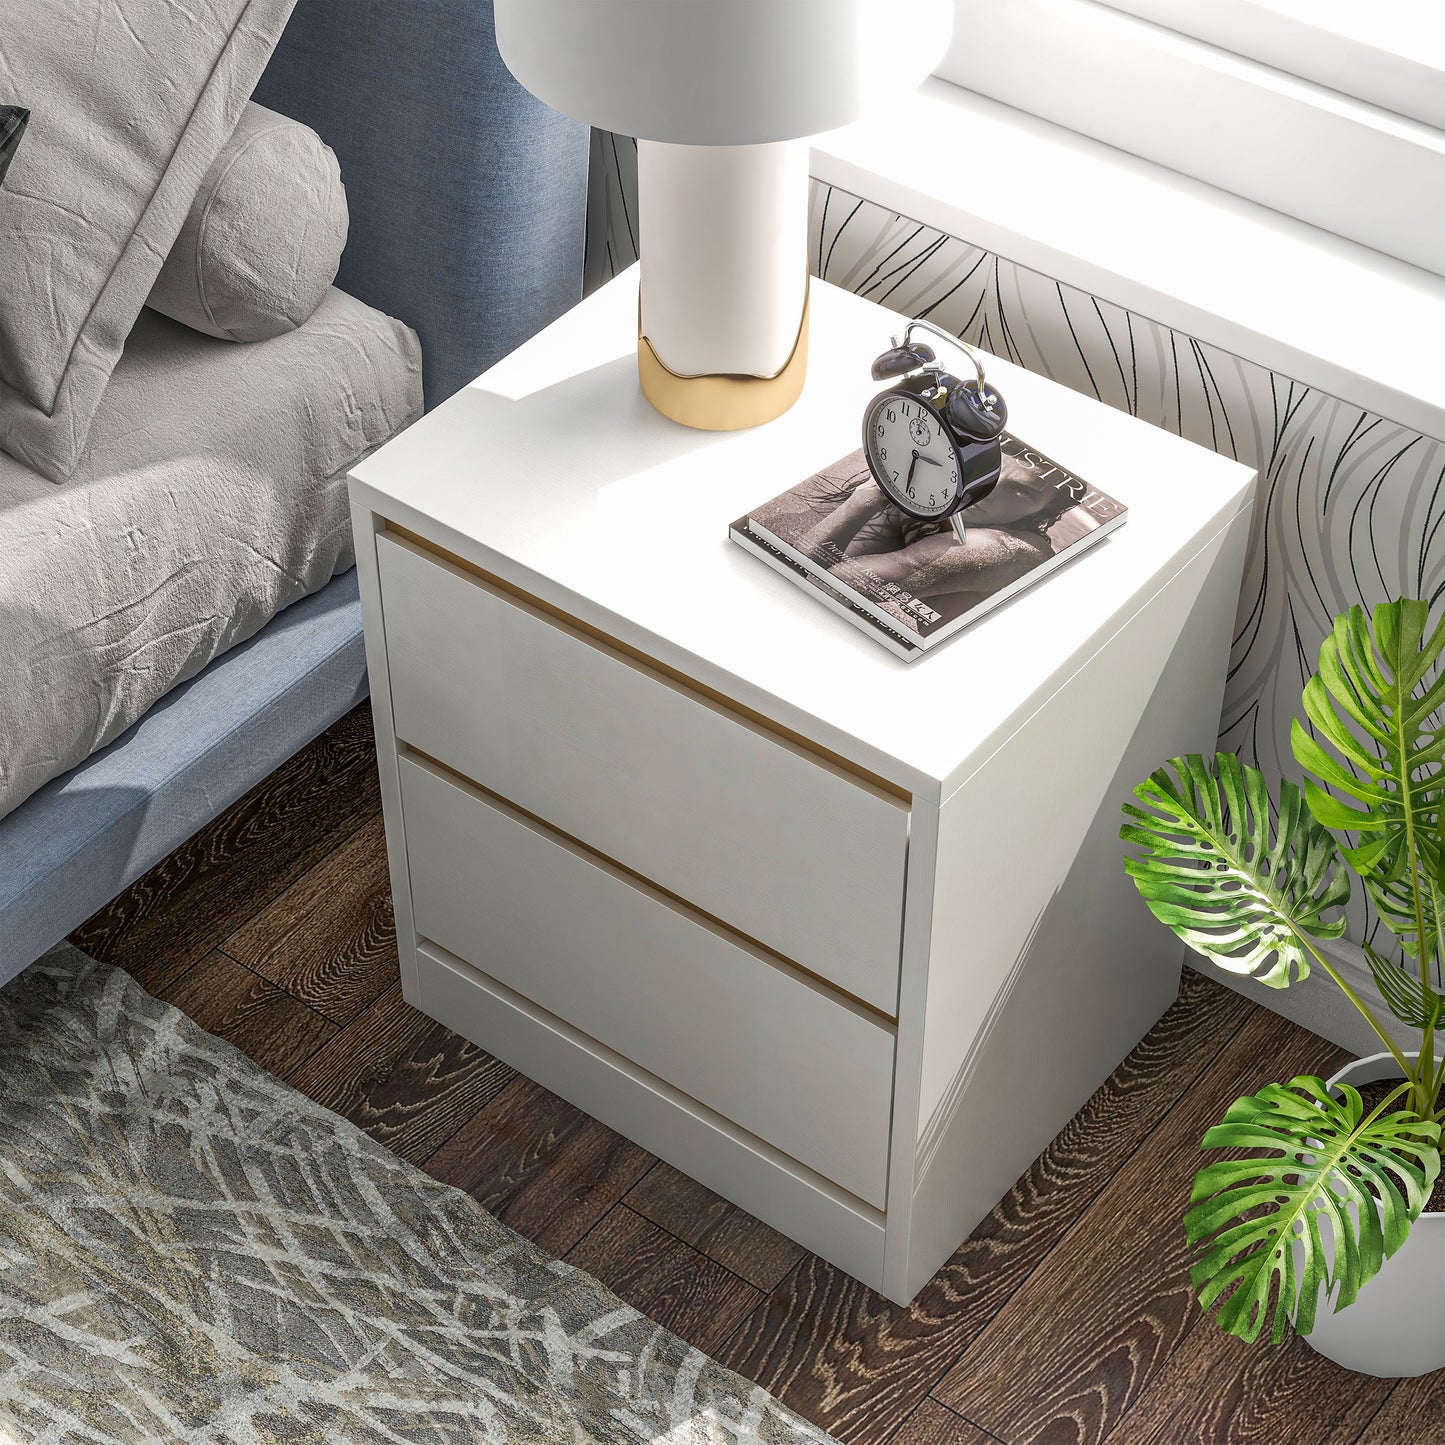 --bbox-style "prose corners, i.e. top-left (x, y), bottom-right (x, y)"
top-left (746, 434), bottom-right (1126, 644)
